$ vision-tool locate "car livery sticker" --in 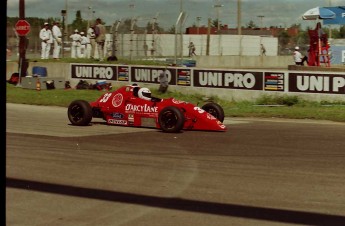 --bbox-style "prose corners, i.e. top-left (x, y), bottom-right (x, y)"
top-left (172, 98), bottom-right (186, 104)
top-left (206, 113), bottom-right (216, 120)
top-left (218, 121), bottom-right (226, 129)
top-left (125, 104), bottom-right (158, 113)
top-left (193, 106), bottom-right (205, 114)
top-left (108, 119), bottom-right (127, 125)
top-left (112, 93), bottom-right (123, 107)
top-left (111, 112), bottom-right (125, 119)
top-left (128, 114), bottom-right (134, 125)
